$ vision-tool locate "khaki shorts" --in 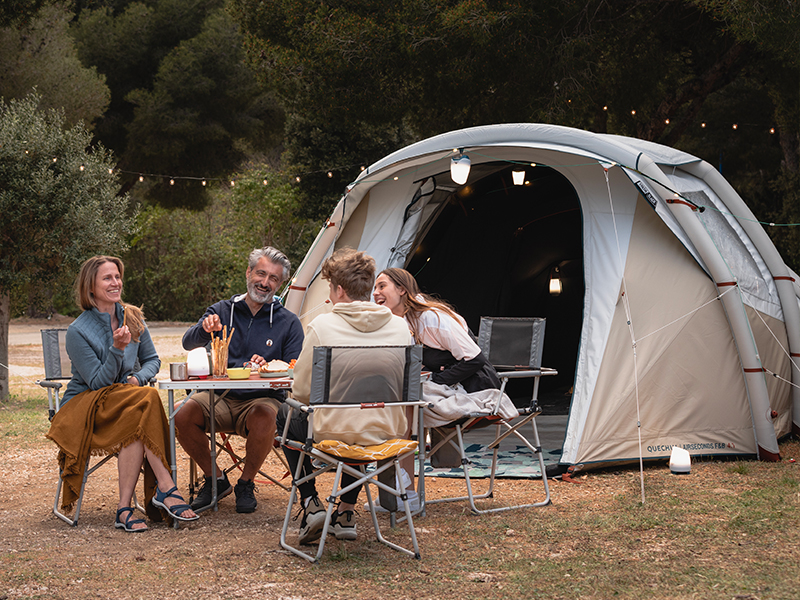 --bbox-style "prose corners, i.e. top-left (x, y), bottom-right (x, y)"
top-left (191, 391), bottom-right (281, 437)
